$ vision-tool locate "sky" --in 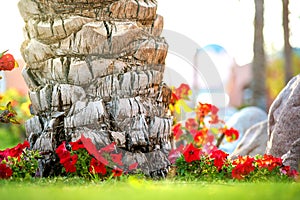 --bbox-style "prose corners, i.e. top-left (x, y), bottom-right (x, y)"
top-left (1, 0), bottom-right (300, 93)
top-left (157, 0), bottom-right (300, 65)
top-left (1, 0), bottom-right (300, 63)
